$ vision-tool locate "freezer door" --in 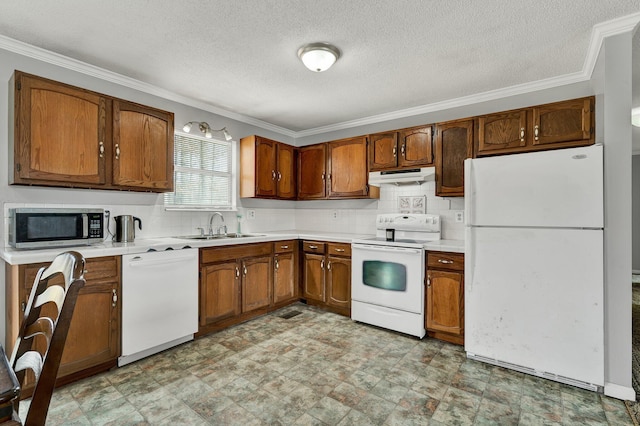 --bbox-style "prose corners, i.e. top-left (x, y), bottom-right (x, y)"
top-left (464, 226), bottom-right (604, 386)
top-left (464, 145), bottom-right (603, 228)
